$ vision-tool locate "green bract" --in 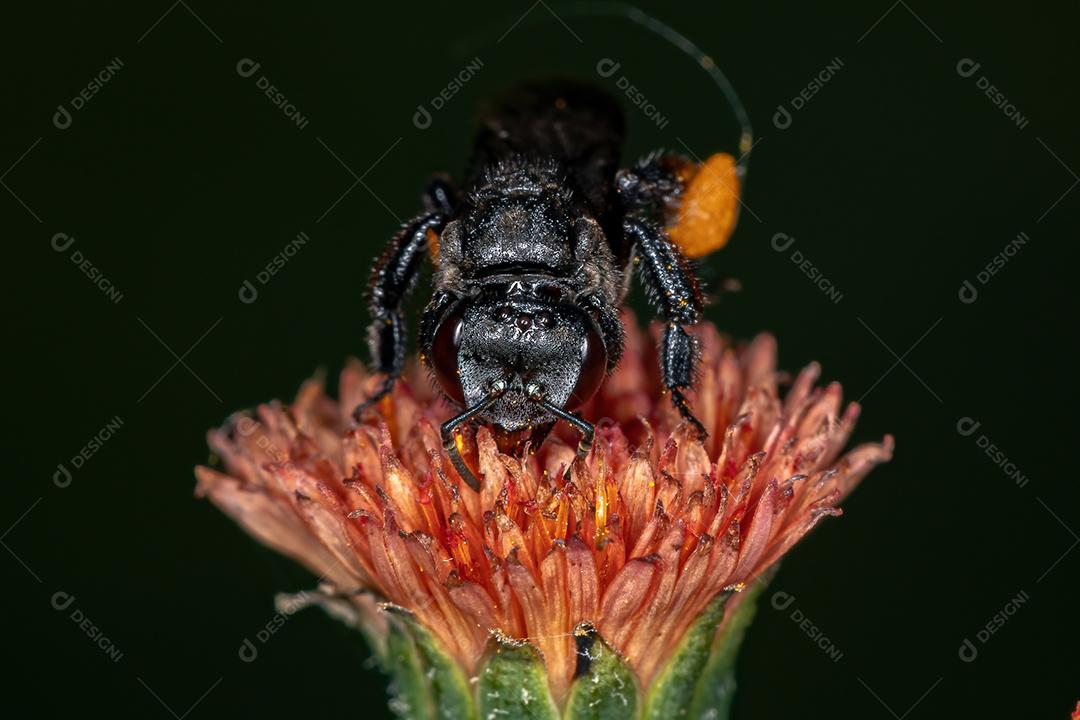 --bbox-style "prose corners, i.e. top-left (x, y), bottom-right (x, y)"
top-left (372, 580), bottom-right (766, 720)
